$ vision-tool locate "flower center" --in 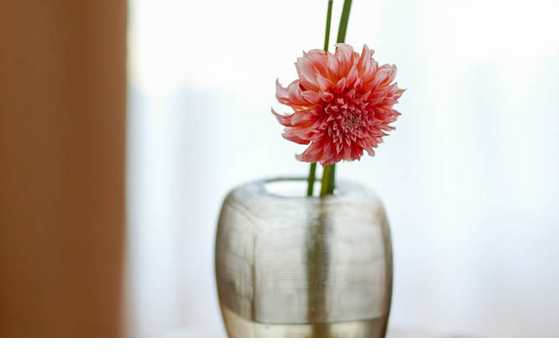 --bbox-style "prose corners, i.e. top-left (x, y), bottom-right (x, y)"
top-left (341, 112), bottom-right (364, 133)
